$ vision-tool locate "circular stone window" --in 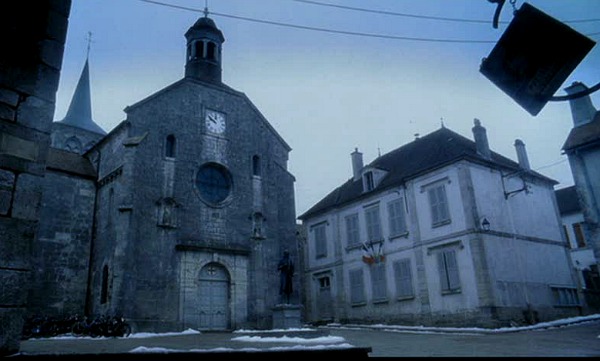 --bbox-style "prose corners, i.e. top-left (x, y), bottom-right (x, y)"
top-left (195, 163), bottom-right (232, 205)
